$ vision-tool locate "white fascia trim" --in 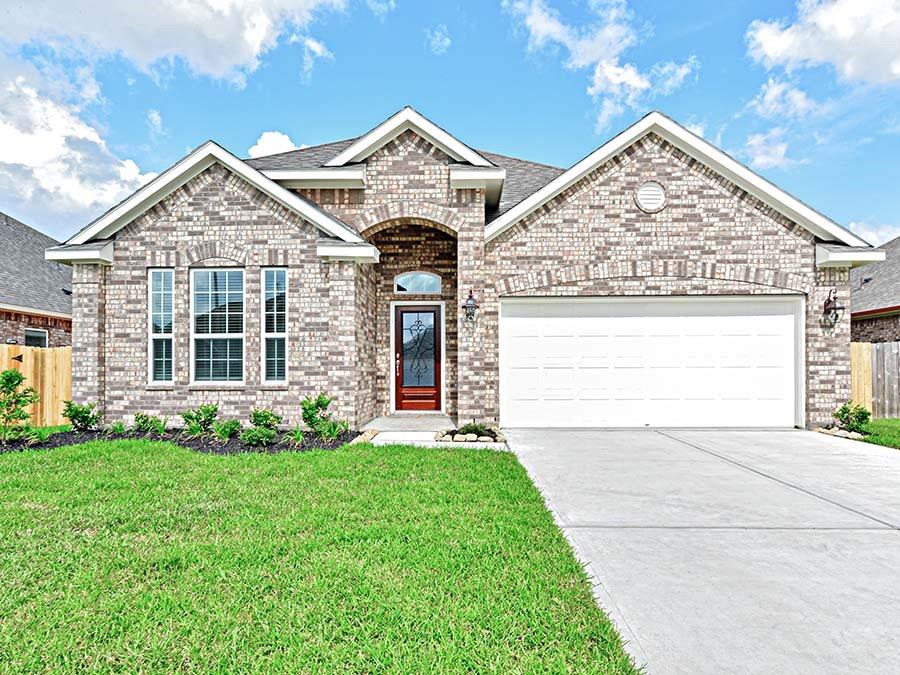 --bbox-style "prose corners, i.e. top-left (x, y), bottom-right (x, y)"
top-left (317, 242), bottom-right (381, 263)
top-left (262, 166), bottom-right (366, 189)
top-left (67, 141), bottom-right (363, 246)
top-left (815, 244), bottom-right (886, 268)
top-left (449, 166), bottom-right (506, 206)
top-left (485, 112), bottom-right (871, 248)
top-left (0, 302), bottom-right (72, 320)
top-left (325, 107), bottom-right (492, 168)
top-left (45, 240), bottom-right (115, 264)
